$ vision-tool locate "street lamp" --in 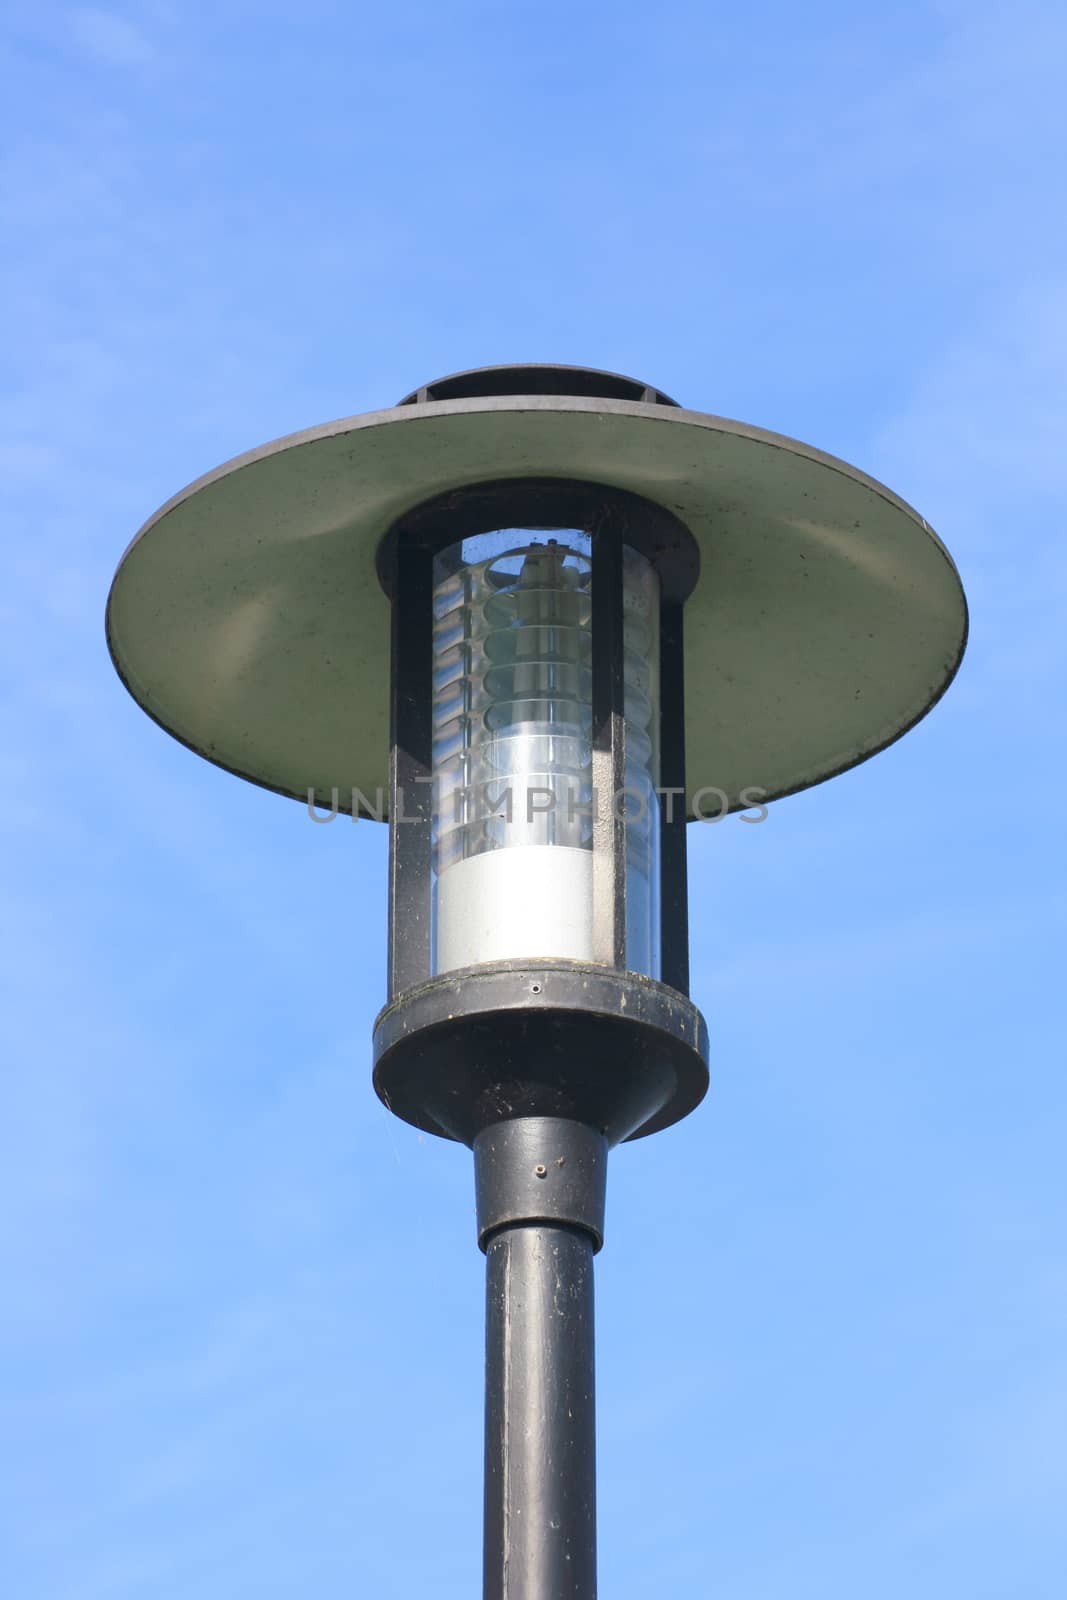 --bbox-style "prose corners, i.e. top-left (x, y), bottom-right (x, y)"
top-left (107, 363), bottom-right (967, 1599)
